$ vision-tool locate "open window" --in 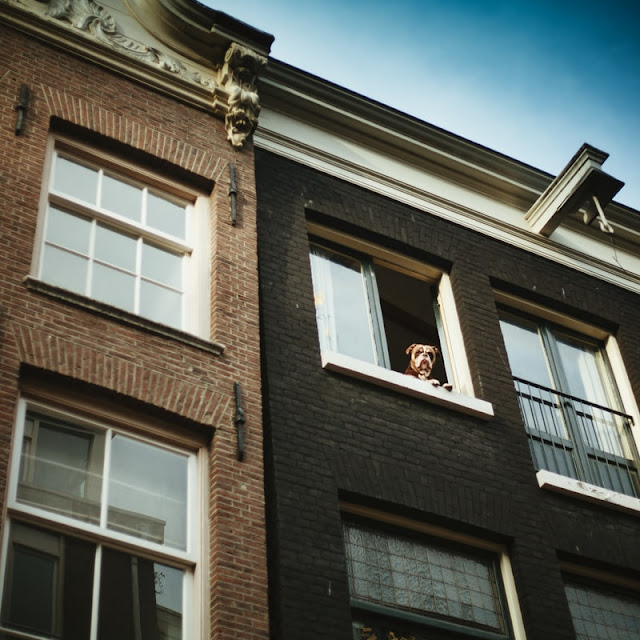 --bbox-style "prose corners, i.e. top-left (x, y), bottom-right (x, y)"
top-left (499, 303), bottom-right (640, 503)
top-left (310, 241), bottom-right (451, 384)
top-left (307, 231), bottom-right (493, 418)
